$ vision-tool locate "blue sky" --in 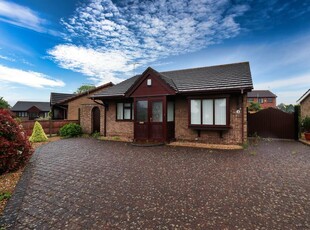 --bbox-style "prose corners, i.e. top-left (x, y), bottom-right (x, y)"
top-left (0, 0), bottom-right (309, 106)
